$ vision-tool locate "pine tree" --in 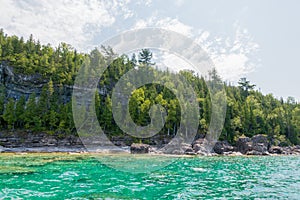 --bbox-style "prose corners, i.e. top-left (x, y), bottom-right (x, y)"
top-left (3, 98), bottom-right (16, 130)
top-left (138, 49), bottom-right (155, 66)
top-left (24, 93), bottom-right (37, 129)
top-left (15, 96), bottom-right (26, 128)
